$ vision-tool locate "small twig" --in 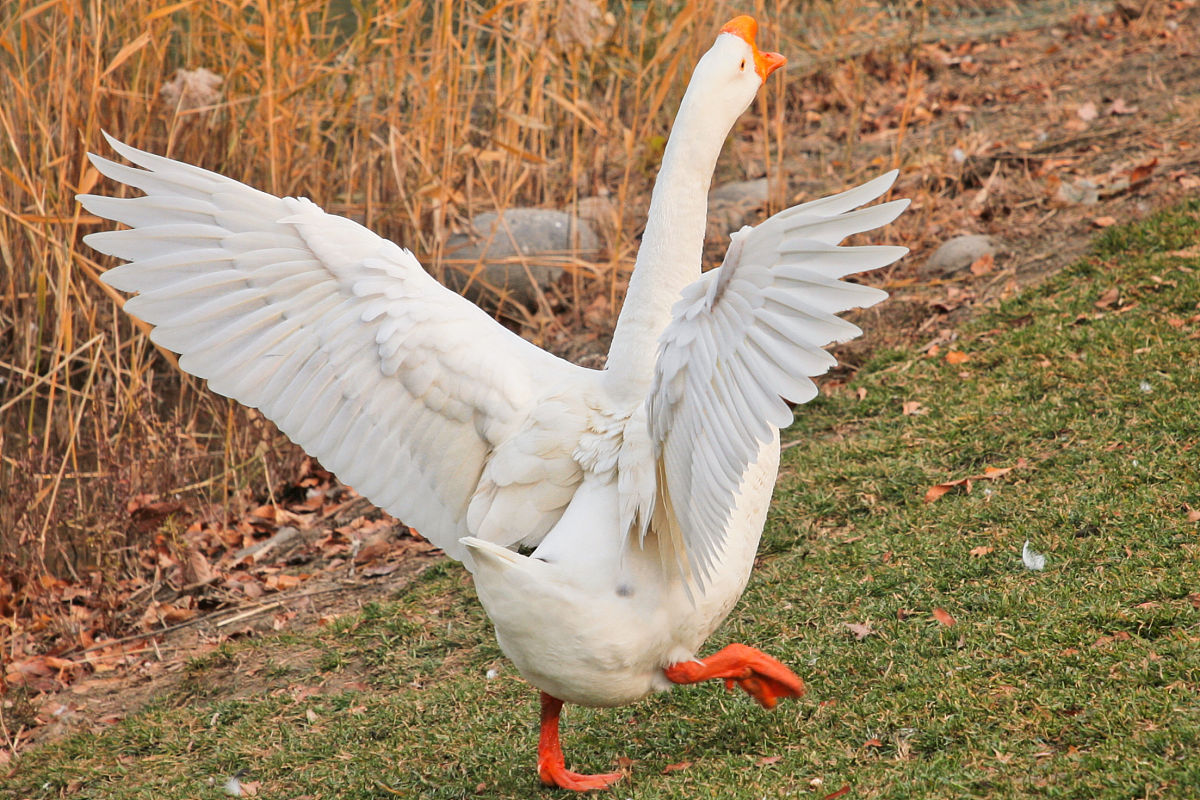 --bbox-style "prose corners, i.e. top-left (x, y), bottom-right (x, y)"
top-left (82, 643), bottom-right (176, 663)
top-left (215, 601), bottom-right (284, 628)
